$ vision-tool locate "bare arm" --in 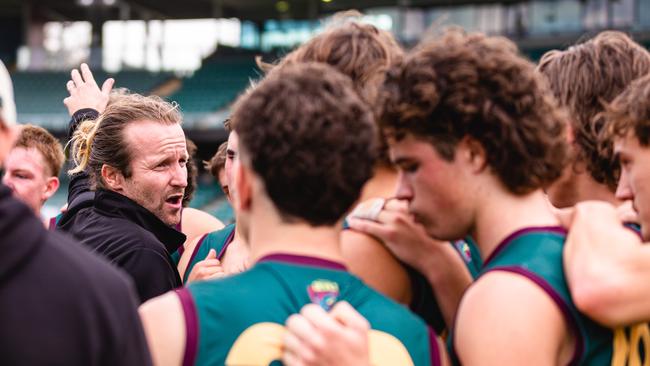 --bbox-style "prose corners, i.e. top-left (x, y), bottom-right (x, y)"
top-left (455, 272), bottom-right (571, 366)
top-left (348, 199), bottom-right (471, 328)
top-left (563, 201), bottom-right (650, 326)
top-left (139, 292), bottom-right (186, 366)
top-left (181, 207), bottom-right (224, 243)
top-left (340, 230), bottom-right (411, 304)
